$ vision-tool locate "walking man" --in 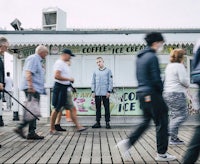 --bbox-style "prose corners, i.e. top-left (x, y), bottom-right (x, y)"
top-left (50, 49), bottom-right (75, 134)
top-left (5, 72), bottom-right (13, 111)
top-left (182, 41), bottom-right (200, 164)
top-left (91, 57), bottom-right (113, 129)
top-left (116, 32), bottom-right (176, 161)
top-left (0, 36), bottom-right (9, 148)
top-left (14, 45), bottom-right (48, 140)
